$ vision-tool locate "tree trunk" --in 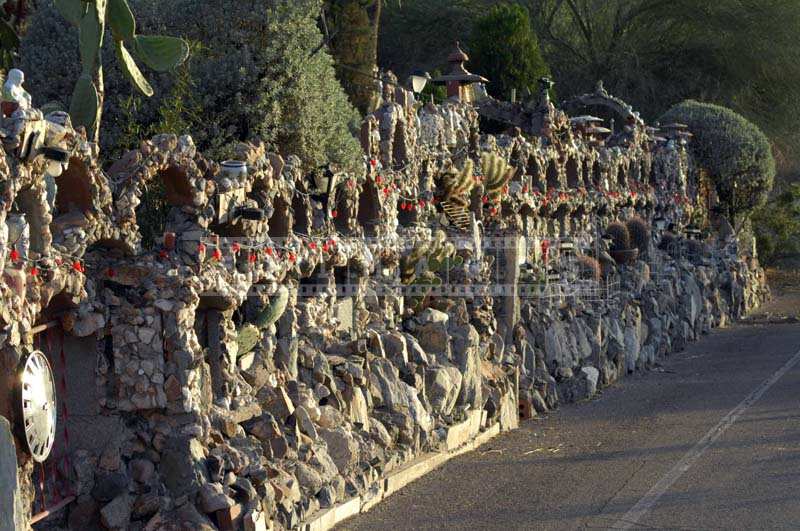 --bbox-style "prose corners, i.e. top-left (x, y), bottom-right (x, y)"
top-left (326, 0), bottom-right (381, 115)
